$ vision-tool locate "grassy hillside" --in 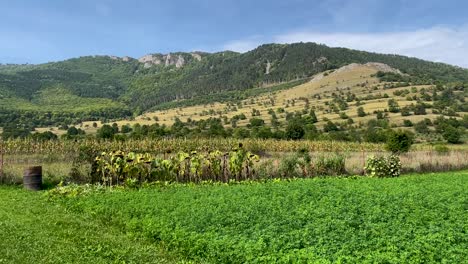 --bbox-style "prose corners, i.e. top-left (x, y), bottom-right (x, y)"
top-left (1, 42), bottom-right (468, 129)
top-left (42, 63), bottom-right (466, 144)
